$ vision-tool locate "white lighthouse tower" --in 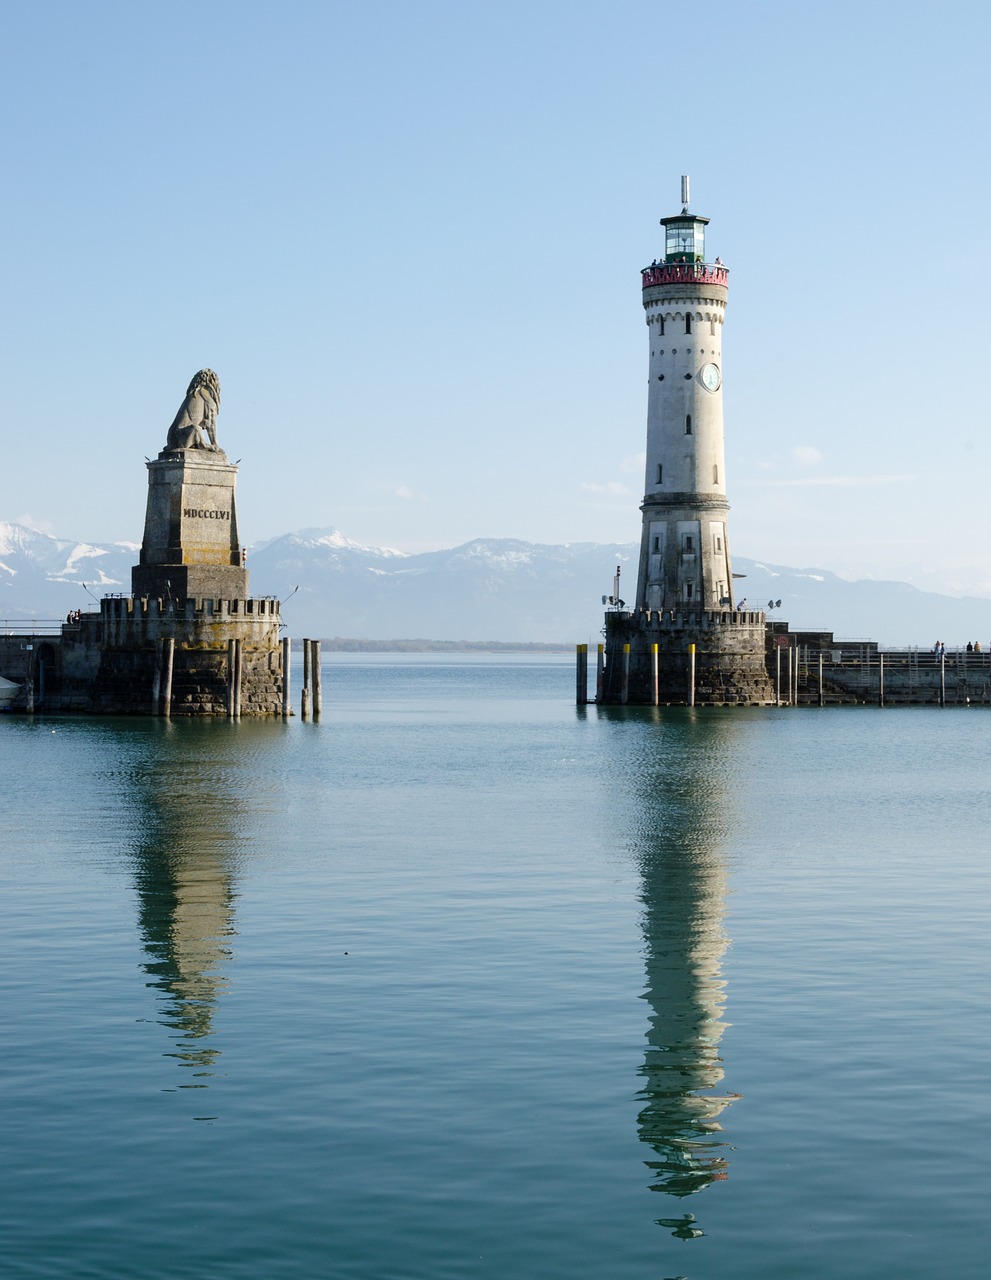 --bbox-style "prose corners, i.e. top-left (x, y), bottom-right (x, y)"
top-left (601, 181), bottom-right (772, 706)
top-left (636, 176), bottom-right (732, 614)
